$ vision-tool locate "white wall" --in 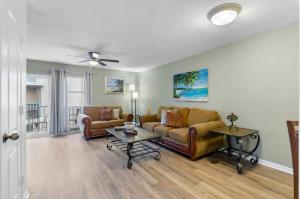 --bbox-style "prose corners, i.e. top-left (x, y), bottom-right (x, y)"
top-left (139, 24), bottom-right (298, 167)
